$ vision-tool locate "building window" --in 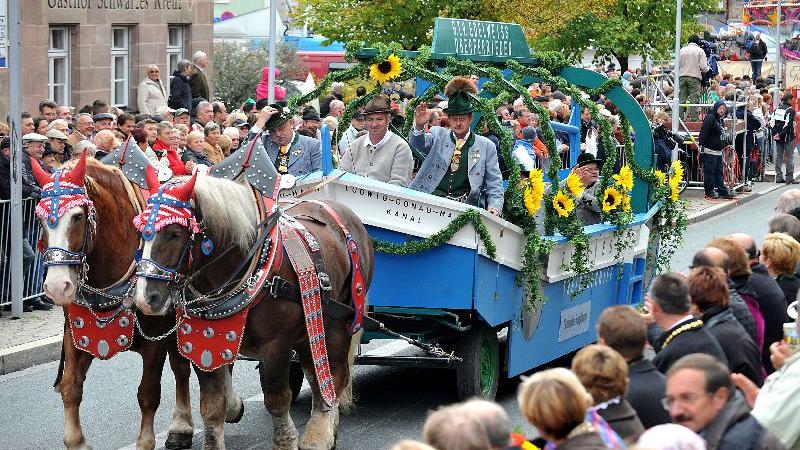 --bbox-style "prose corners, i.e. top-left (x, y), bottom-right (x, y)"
top-left (48, 27), bottom-right (70, 106)
top-left (166, 25), bottom-right (185, 94)
top-left (110, 27), bottom-right (130, 107)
